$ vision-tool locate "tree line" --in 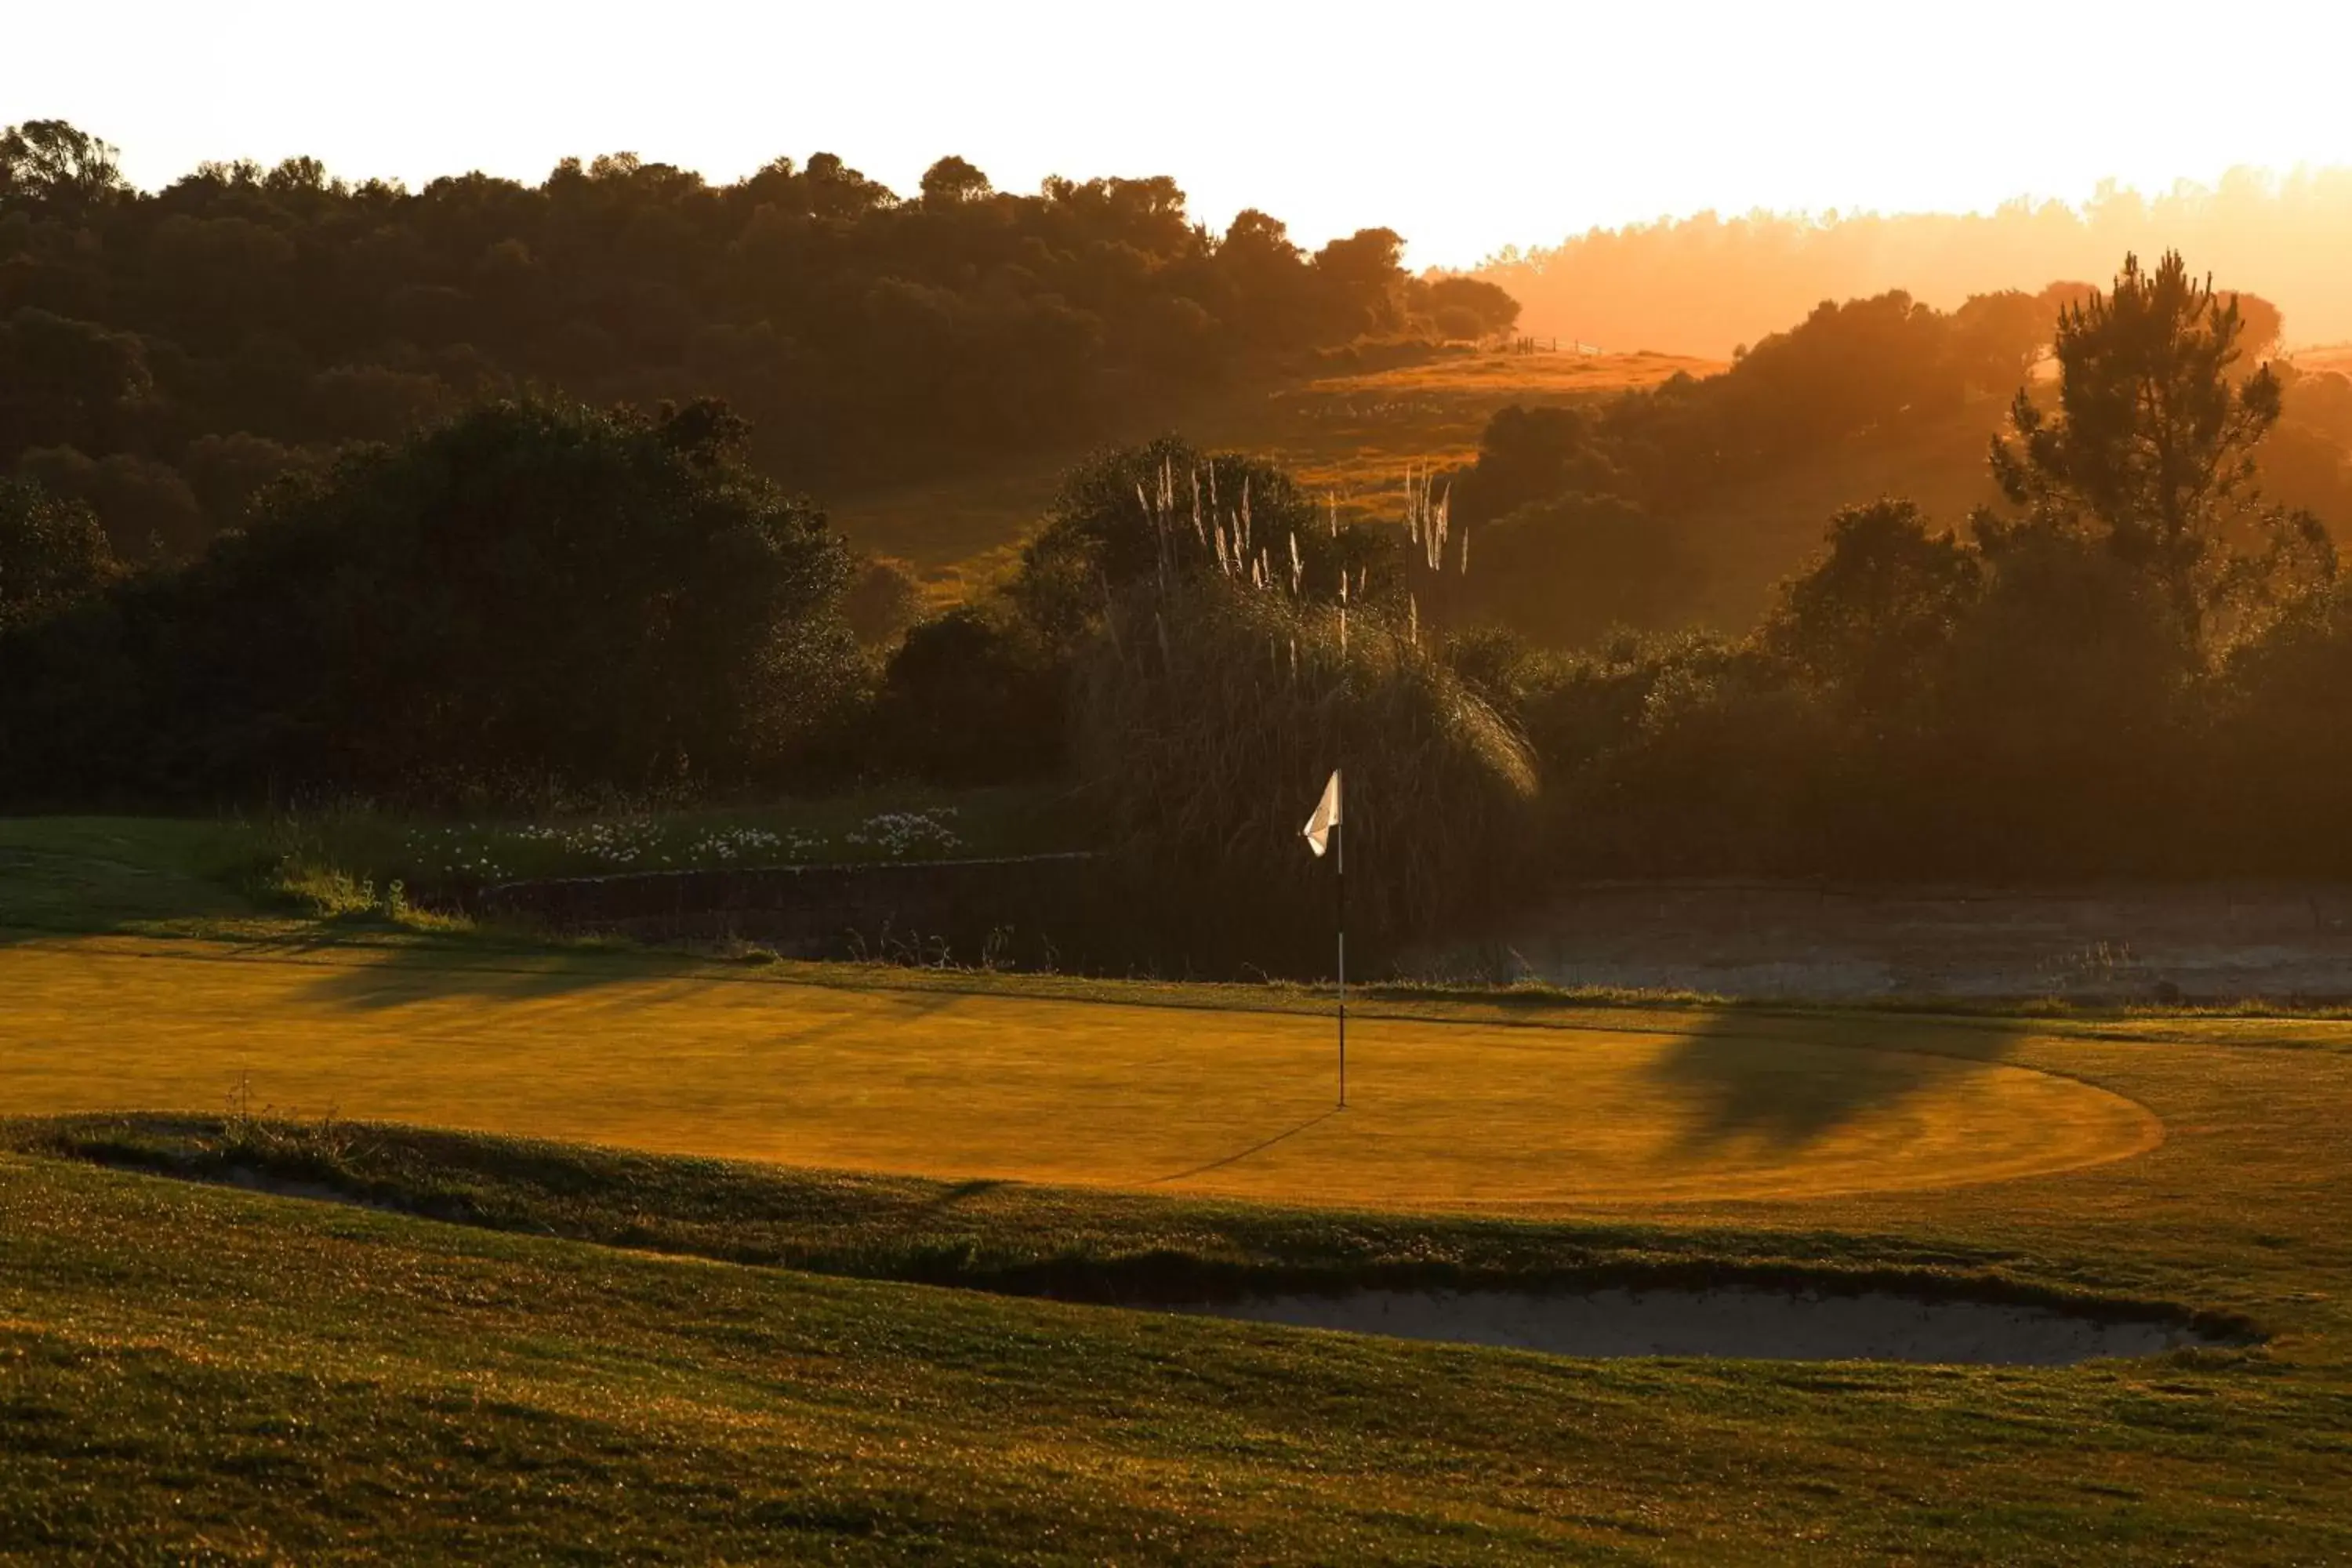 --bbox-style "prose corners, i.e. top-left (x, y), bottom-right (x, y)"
top-left (9, 245), bottom-right (2351, 971)
top-left (0, 120), bottom-right (1519, 564)
top-left (1480, 166), bottom-right (2352, 357)
top-left (1408, 275), bottom-right (2352, 651)
top-left (1456, 252), bottom-right (2352, 885)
